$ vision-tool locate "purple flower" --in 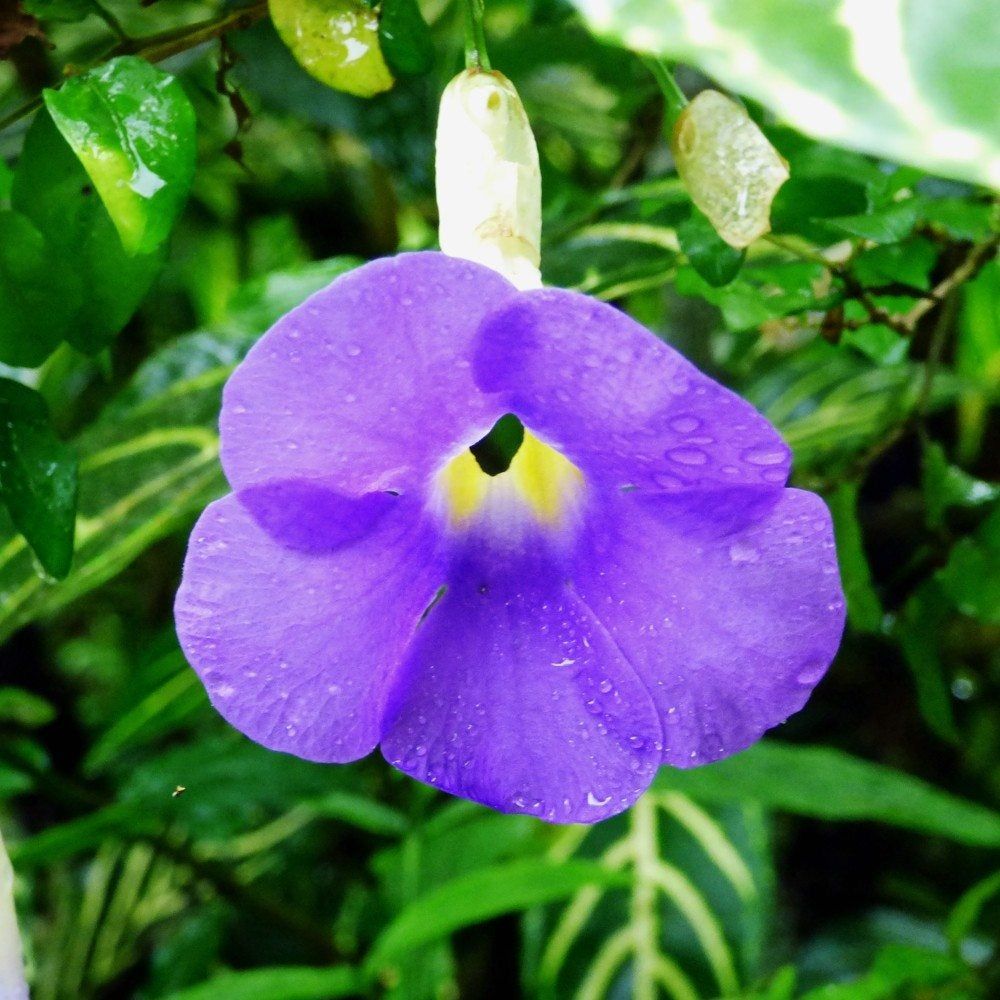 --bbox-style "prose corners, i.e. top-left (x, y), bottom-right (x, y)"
top-left (175, 252), bottom-right (844, 824)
